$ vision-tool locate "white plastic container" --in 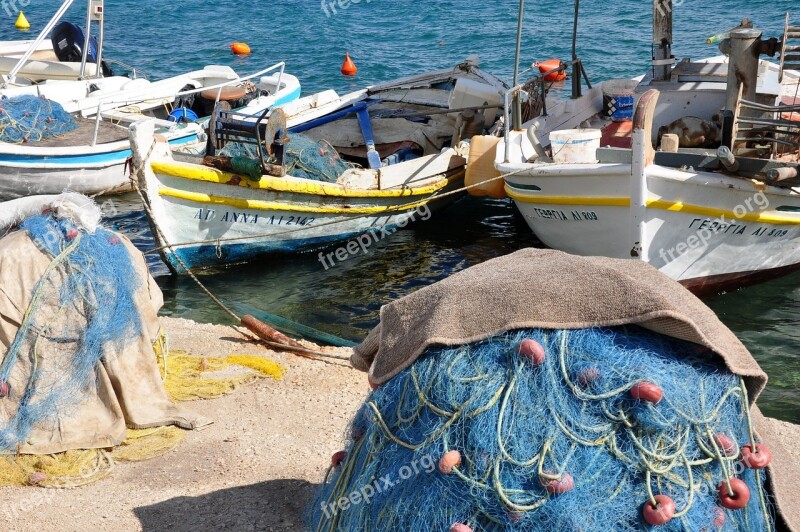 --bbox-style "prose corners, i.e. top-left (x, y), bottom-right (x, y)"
top-left (449, 78), bottom-right (504, 126)
top-left (549, 129), bottom-right (602, 164)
